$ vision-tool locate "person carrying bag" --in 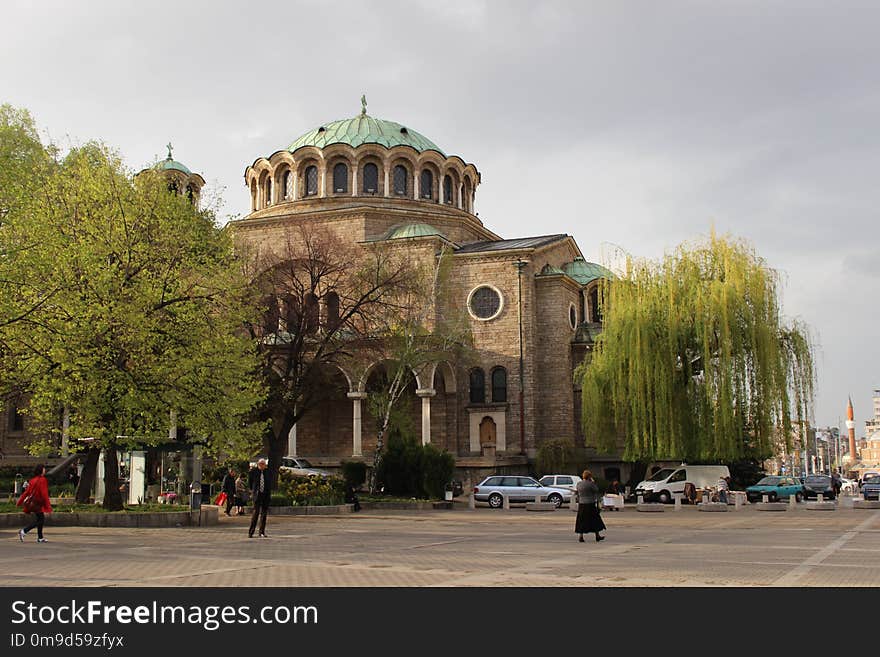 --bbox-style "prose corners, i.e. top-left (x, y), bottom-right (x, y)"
top-left (17, 464), bottom-right (52, 543)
